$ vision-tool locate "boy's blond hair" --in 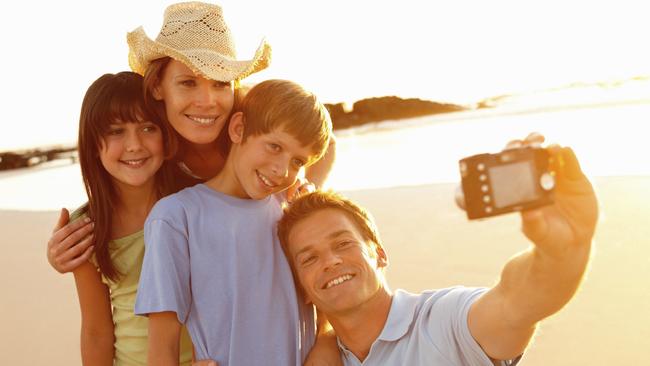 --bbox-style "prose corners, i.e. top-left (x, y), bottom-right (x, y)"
top-left (239, 79), bottom-right (332, 163)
